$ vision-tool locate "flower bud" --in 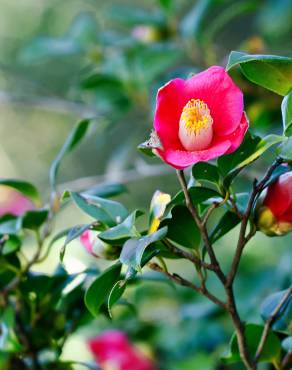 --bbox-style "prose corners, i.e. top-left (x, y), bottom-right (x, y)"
top-left (256, 172), bottom-right (292, 236)
top-left (132, 26), bottom-right (161, 43)
top-left (80, 230), bottom-right (120, 260)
